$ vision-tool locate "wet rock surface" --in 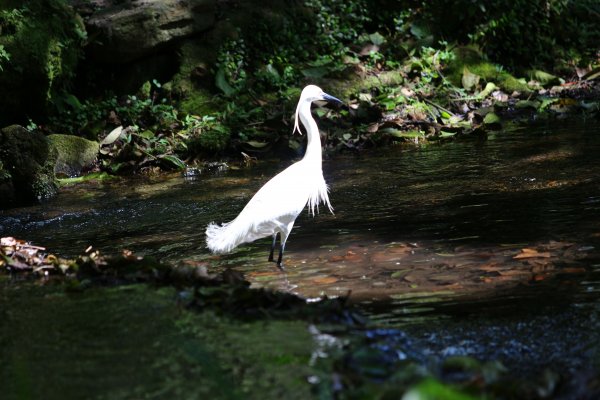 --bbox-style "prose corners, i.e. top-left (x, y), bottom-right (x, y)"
top-left (0, 125), bottom-right (58, 207)
top-left (81, 0), bottom-right (216, 63)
